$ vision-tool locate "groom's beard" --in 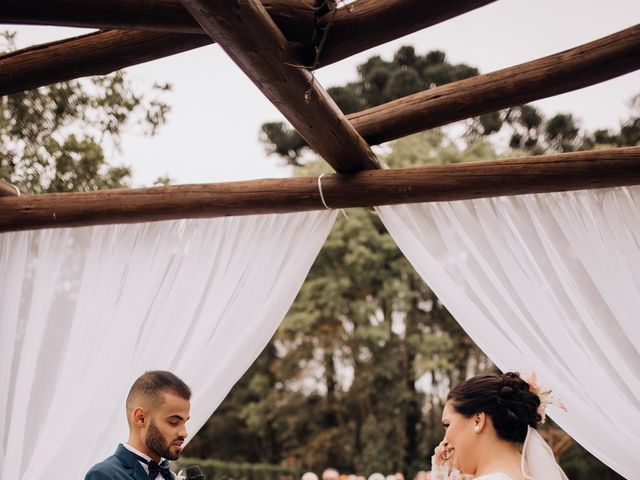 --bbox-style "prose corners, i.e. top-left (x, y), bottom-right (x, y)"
top-left (146, 420), bottom-right (181, 461)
